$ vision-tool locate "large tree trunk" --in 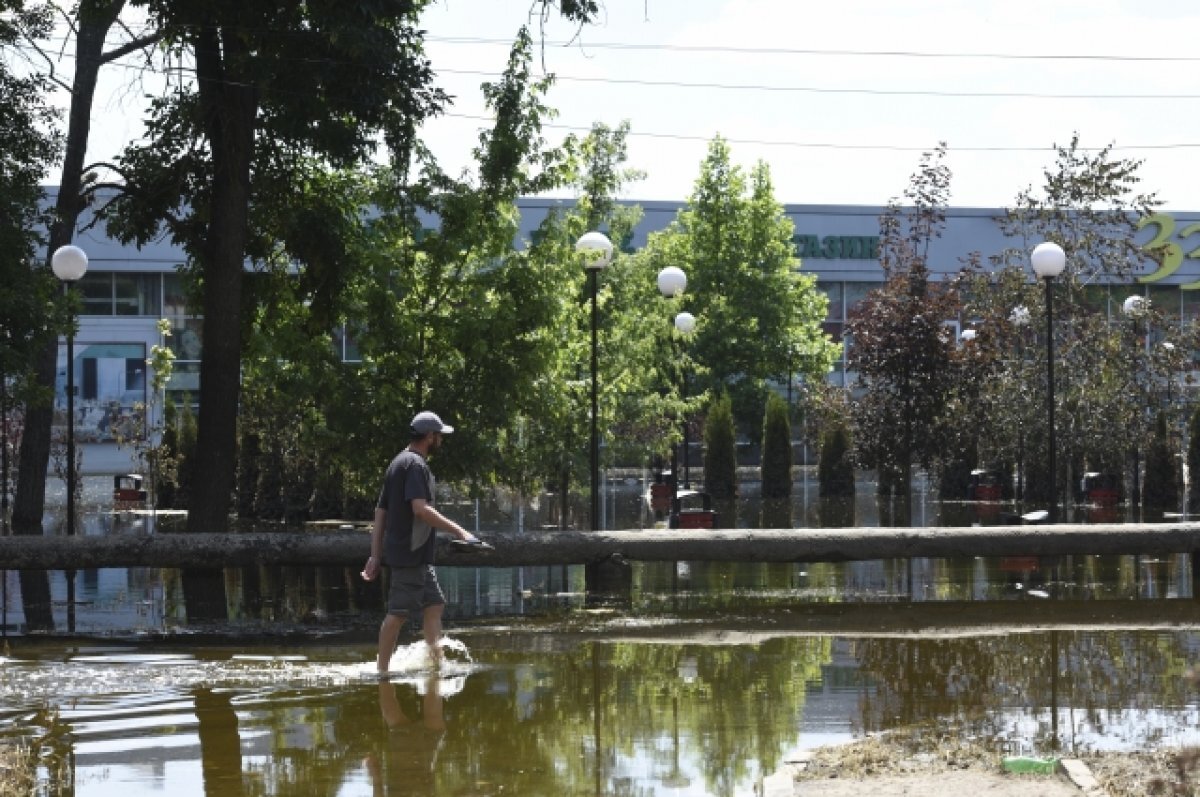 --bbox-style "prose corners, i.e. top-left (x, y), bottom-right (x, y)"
top-left (180, 23), bottom-right (258, 621)
top-left (12, 0), bottom-right (126, 631)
